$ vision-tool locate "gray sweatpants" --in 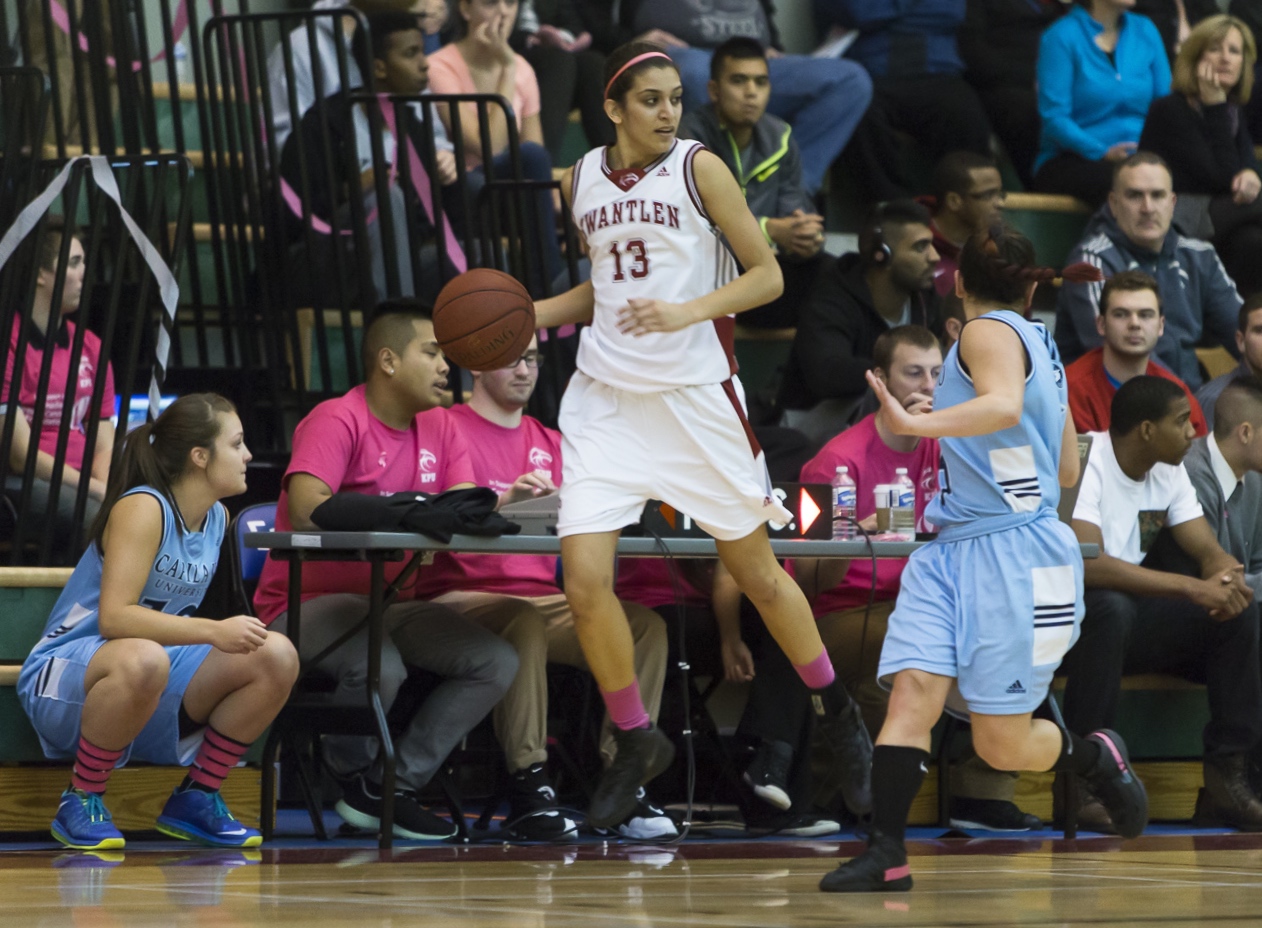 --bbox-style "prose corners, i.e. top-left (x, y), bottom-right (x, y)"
top-left (272, 594), bottom-right (518, 792)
